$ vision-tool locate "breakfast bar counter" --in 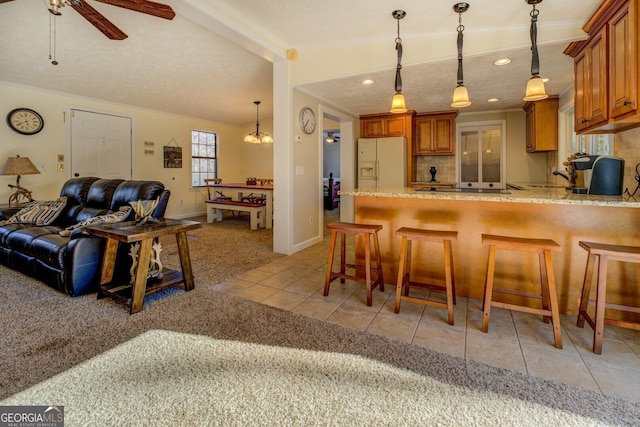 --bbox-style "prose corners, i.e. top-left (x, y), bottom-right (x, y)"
top-left (341, 185), bottom-right (640, 316)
